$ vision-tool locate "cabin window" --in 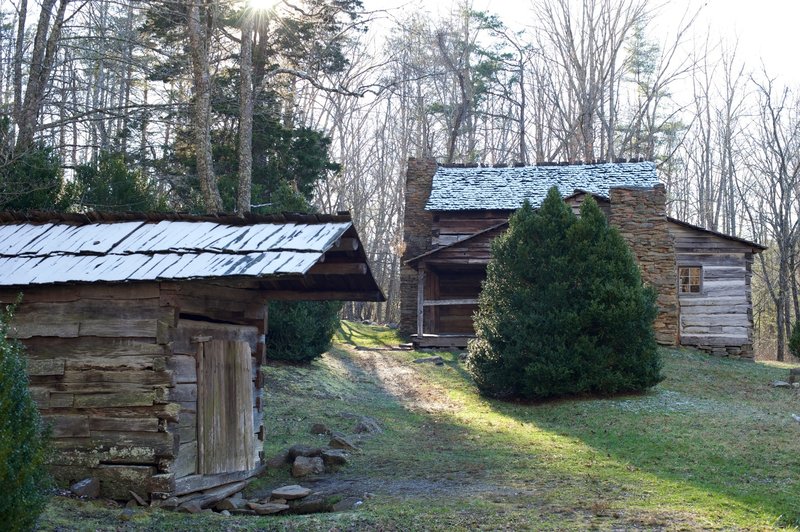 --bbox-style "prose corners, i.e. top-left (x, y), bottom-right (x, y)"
top-left (679, 266), bottom-right (702, 294)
